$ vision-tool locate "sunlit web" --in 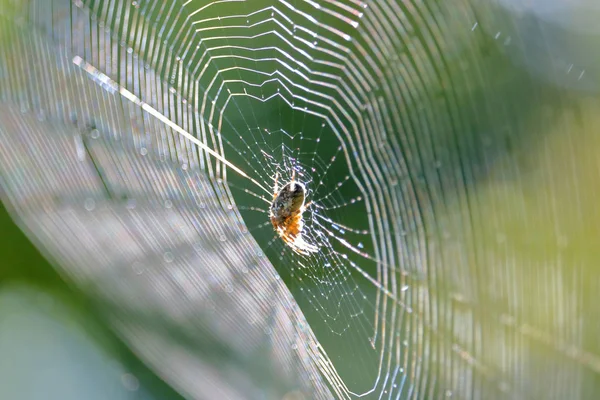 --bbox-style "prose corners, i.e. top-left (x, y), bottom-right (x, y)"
top-left (171, 2), bottom-right (416, 396)
top-left (67, 0), bottom-right (424, 396)
top-left (59, 0), bottom-right (600, 399)
top-left (68, 0), bottom-right (509, 398)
